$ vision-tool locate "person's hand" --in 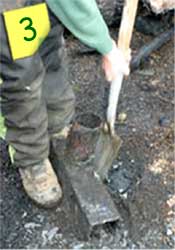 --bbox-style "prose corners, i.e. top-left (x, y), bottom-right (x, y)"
top-left (102, 40), bottom-right (131, 82)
